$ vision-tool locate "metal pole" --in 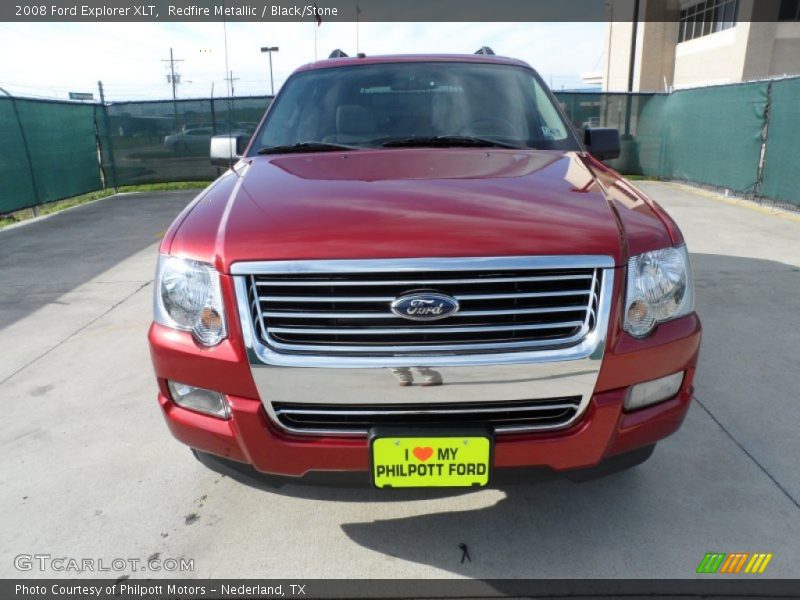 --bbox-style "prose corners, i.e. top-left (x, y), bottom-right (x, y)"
top-left (97, 81), bottom-right (119, 191)
top-left (170, 47), bottom-right (179, 133)
top-left (624, 0), bottom-right (640, 137)
top-left (262, 47), bottom-right (278, 96)
top-left (210, 82), bottom-right (216, 135)
top-left (755, 80), bottom-right (773, 197)
top-left (268, 51), bottom-right (274, 96)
